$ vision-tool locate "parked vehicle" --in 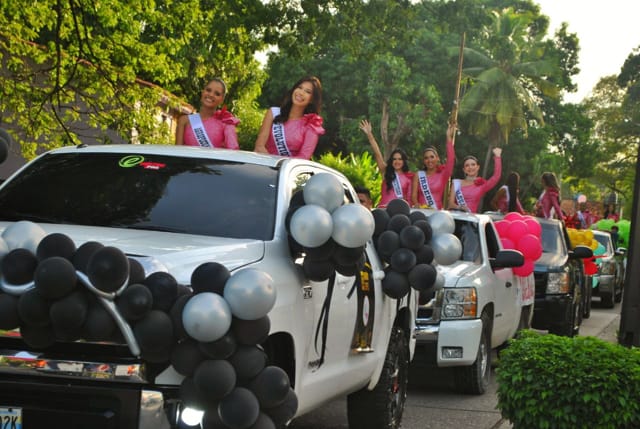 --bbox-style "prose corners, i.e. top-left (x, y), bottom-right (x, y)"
top-left (592, 230), bottom-right (626, 308)
top-left (532, 218), bottom-right (592, 337)
top-left (0, 145), bottom-right (418, 429)
top-left (413, 210), bottom-right (533, 395)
